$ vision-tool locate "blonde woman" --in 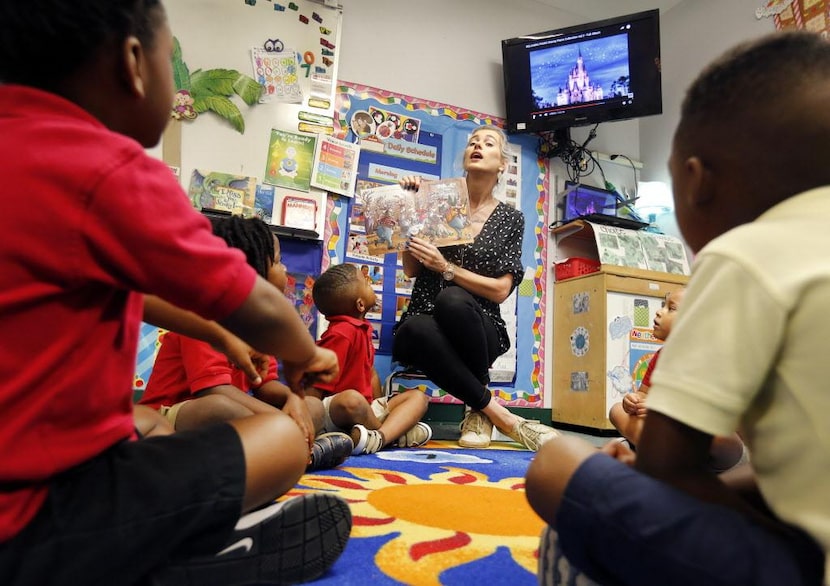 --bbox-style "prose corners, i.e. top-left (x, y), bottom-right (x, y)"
top-left (393, 125), bottom-right (559, 451)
